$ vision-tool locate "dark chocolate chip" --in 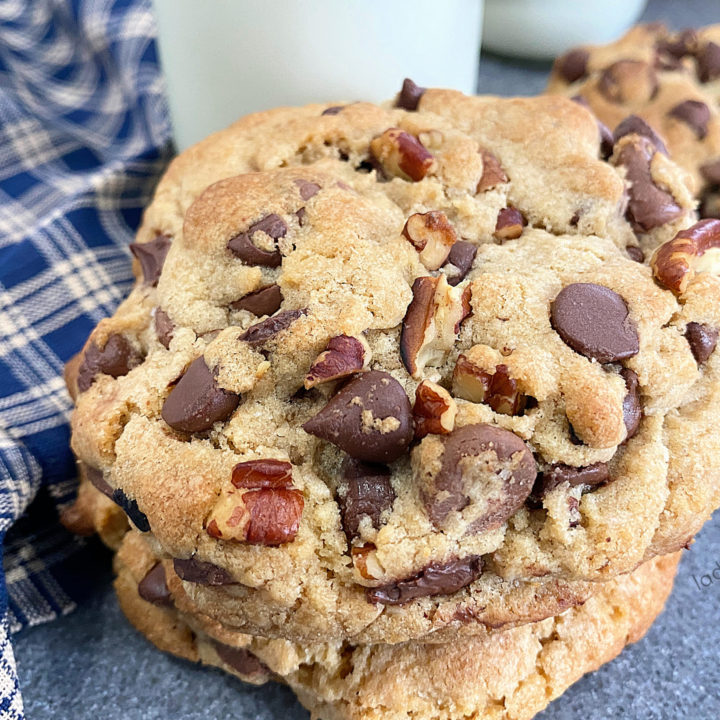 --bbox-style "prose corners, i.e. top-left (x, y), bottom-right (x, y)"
top-left (700, 192), bottom-right (720, 219)
top-left (556, 48), bottom-right (589, 83)
top-left (77, 334), bottom-right (141, 392)
top-left (420, 424), bottom-right (536, 532)
top-left (685, 321), bottom-right (719, 364)
top-left (598, 60), bottom-right (658, 104)
top-left (613, 136), bottom-right (683, 232)
top-left (213, 642), bottom-right (268, 677)
top-left (338, 458), bottom-right (395, 538)
top-left (129, 234), bottom-right (171, 286)
top-left (551, 283), bottom-right (639, 363)
top-left (227, 214), bottom-right (287, 267)
top-left (700, 159), bottom-right (720, 186)
top-left (697, 41), bottom-right (720, 83)
top-left (303, 370), bottom-right (413, 464)
top-left (84, 464), bottom-right (113, 499)
top-left (230, 285), bottom-right (283, 316)
top-left (366, 556), bottom-right (483, 605)
top-left (598, 119), bottom-right (614, 159)
top-left (112, 488), bottom-right (150, 532)
top-left (321, 105), bottom-right (344, 116)
top-left (626, 245), bottom-right (645, 263)
top-left (294, 179), bottom-right (321, 201)
top-left (396, 78), bottom-right (426, 111)
top-left (613, 115), bottom-right (668, 156)
top-left (138, 563), bottom-right (173, 607)
top-left (532, 462), bottom-right (610, 499)
top-left (668, 99), bottom-right (710, 139)
top-left (161, 357), bottom-right (240, 433)
top-left (621, 368), bottom-right (642, 440)
top-left (656, 29), bottom-right (697, 60)
top-left (154, 308), bottom-right (175, 348)
top-left (239, 308), bottom-right (307, 346)
top-left (443, 241), bottom-right (477, 286)
top-left (296, 207), bottom-right (308, 226)
top-left (173, 557), bottom-right (236, 586)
